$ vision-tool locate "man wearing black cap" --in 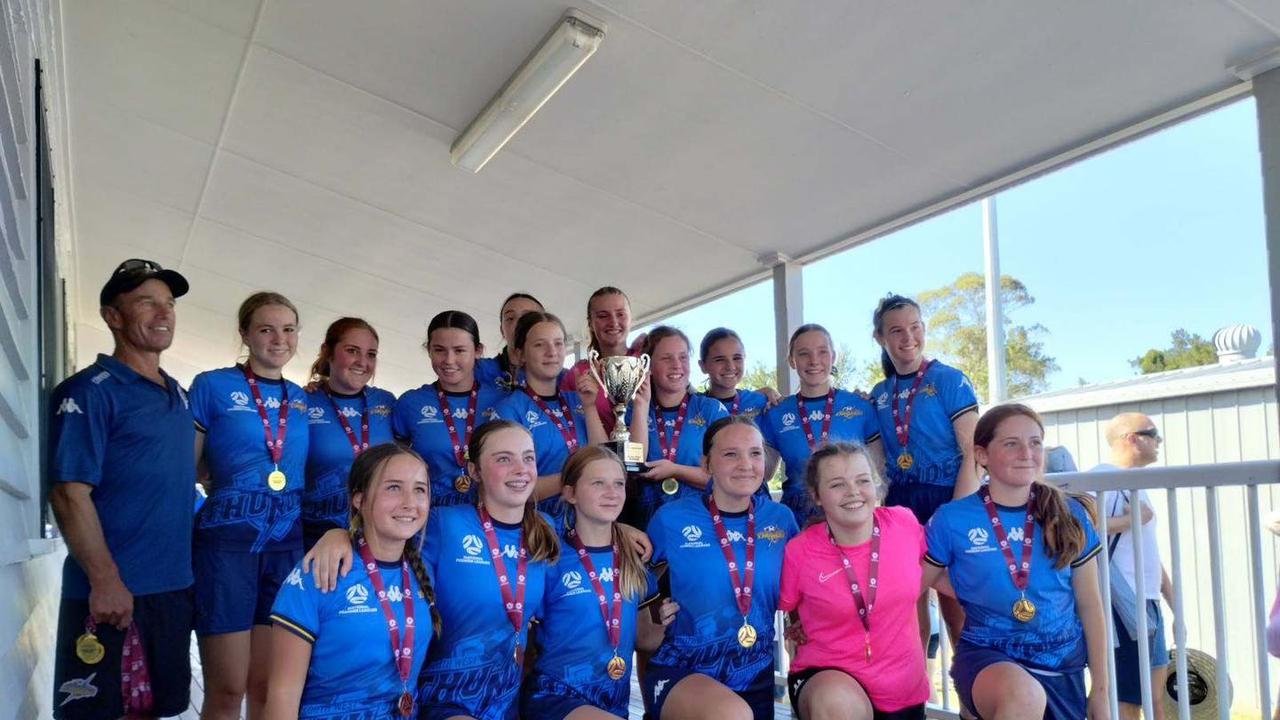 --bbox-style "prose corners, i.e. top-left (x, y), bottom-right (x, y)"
top-left (48, 259), bottom-right (197, 718)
